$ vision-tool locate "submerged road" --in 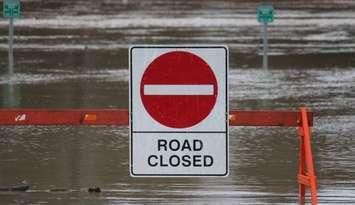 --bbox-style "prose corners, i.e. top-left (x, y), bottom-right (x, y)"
top-left (0, 0), bottom-right (354, 204)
